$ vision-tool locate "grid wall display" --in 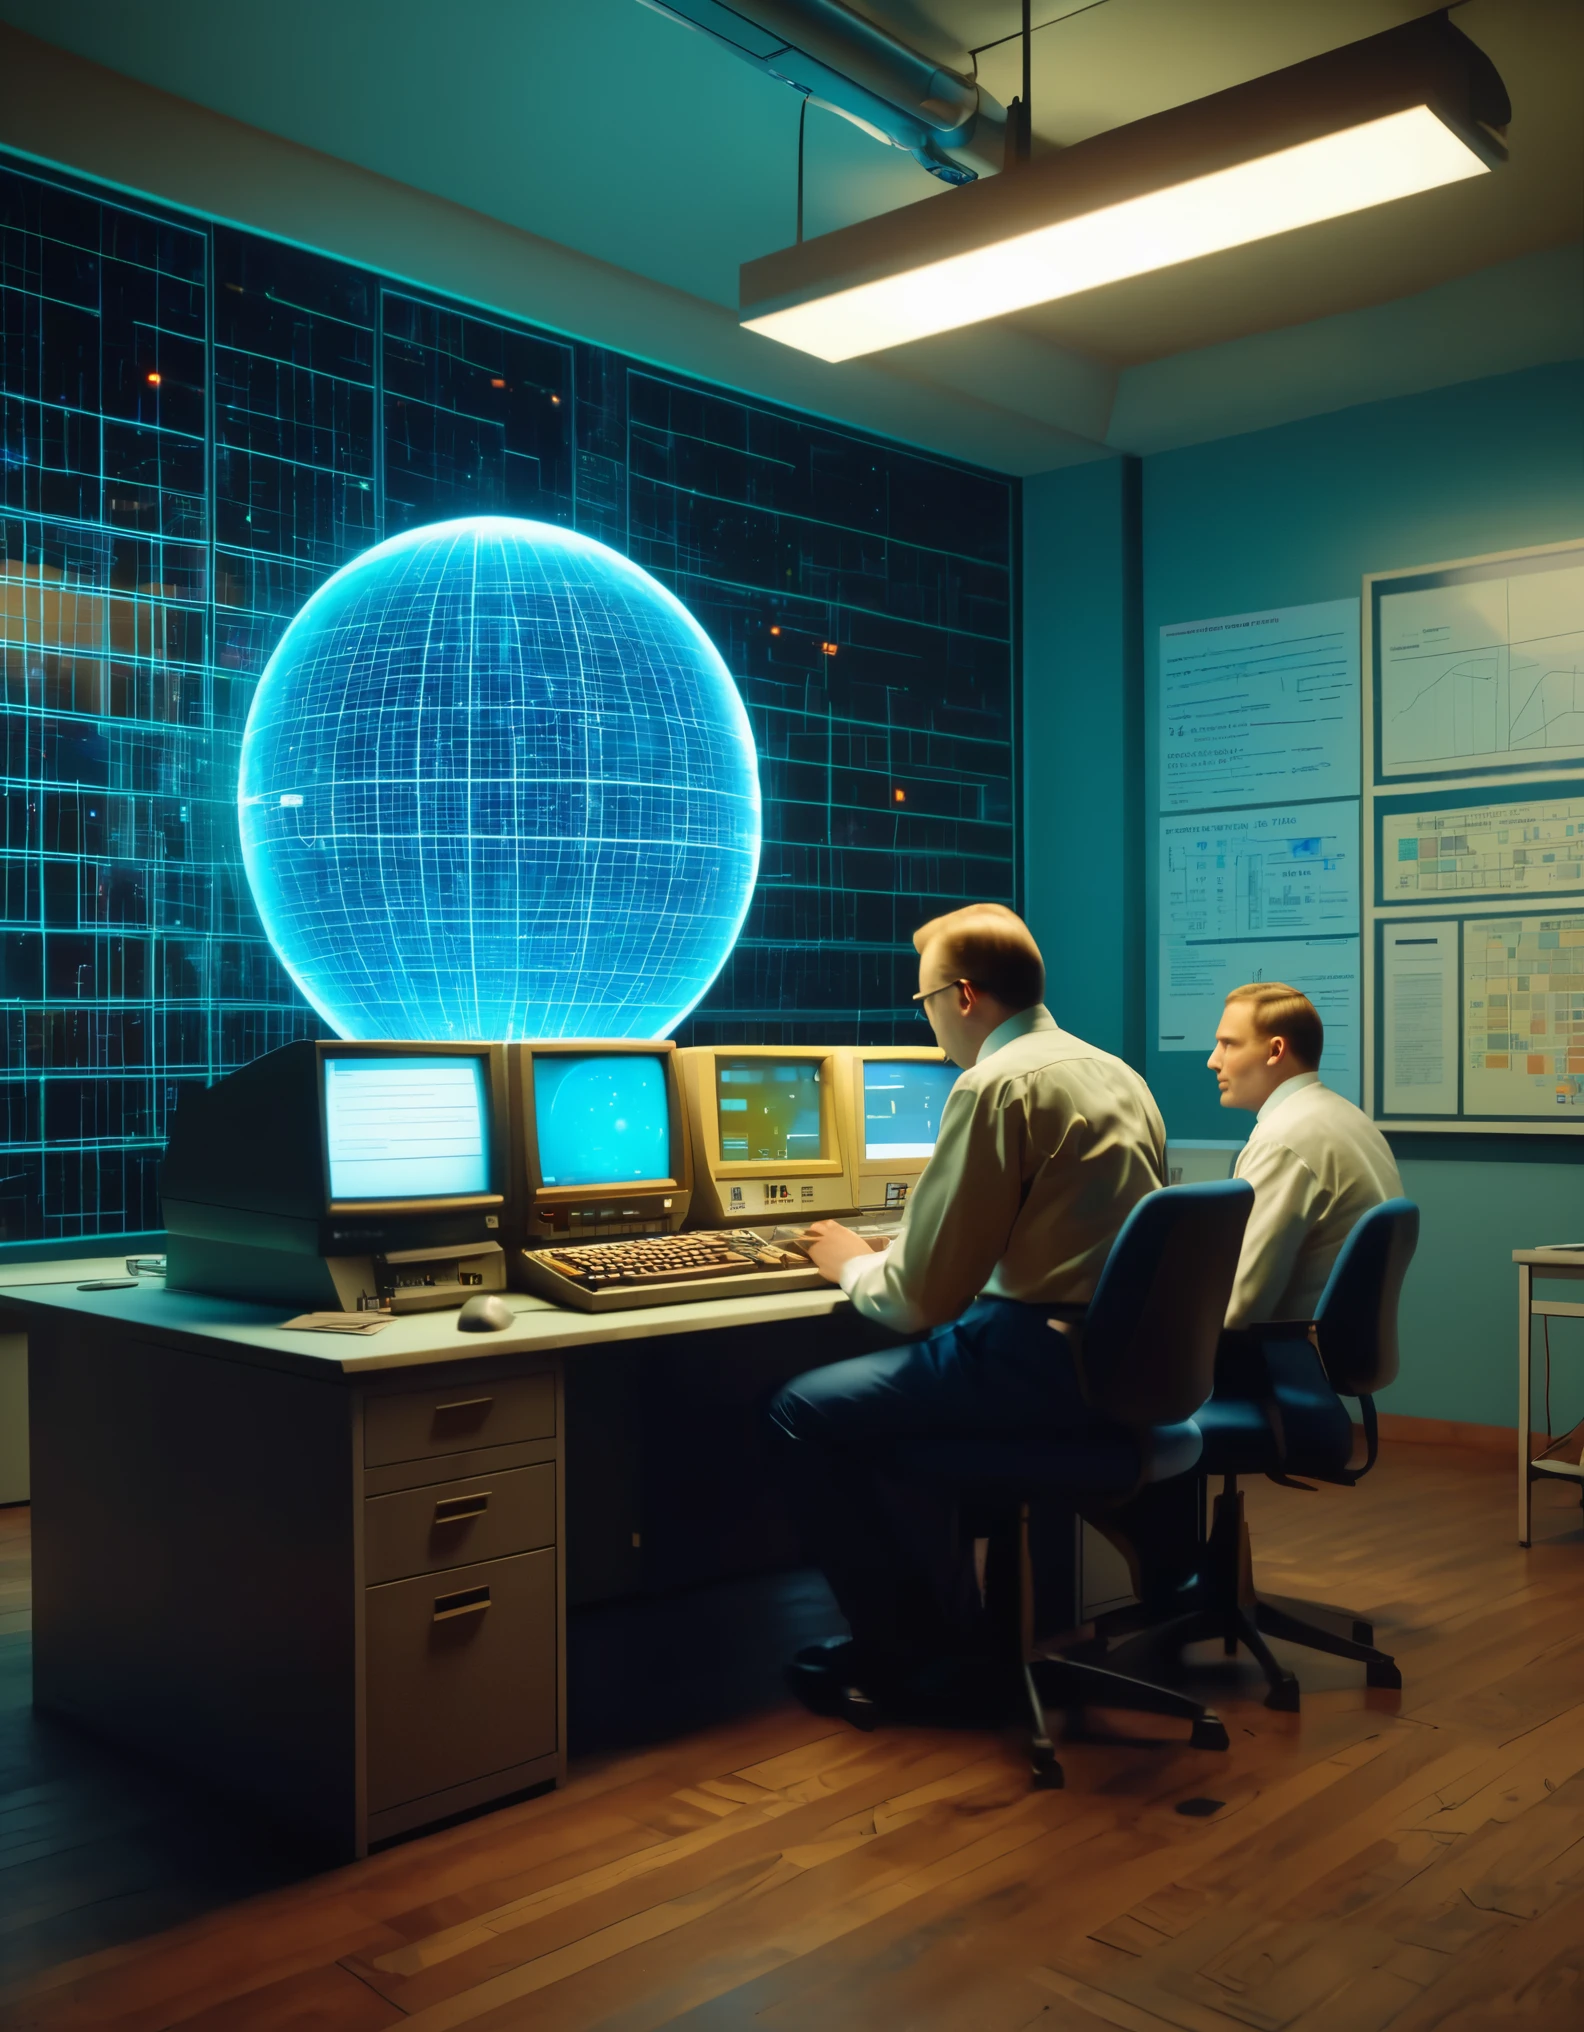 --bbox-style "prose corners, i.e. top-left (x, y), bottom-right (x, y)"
top-left (0, 155), bottom-right (1017, 1242)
